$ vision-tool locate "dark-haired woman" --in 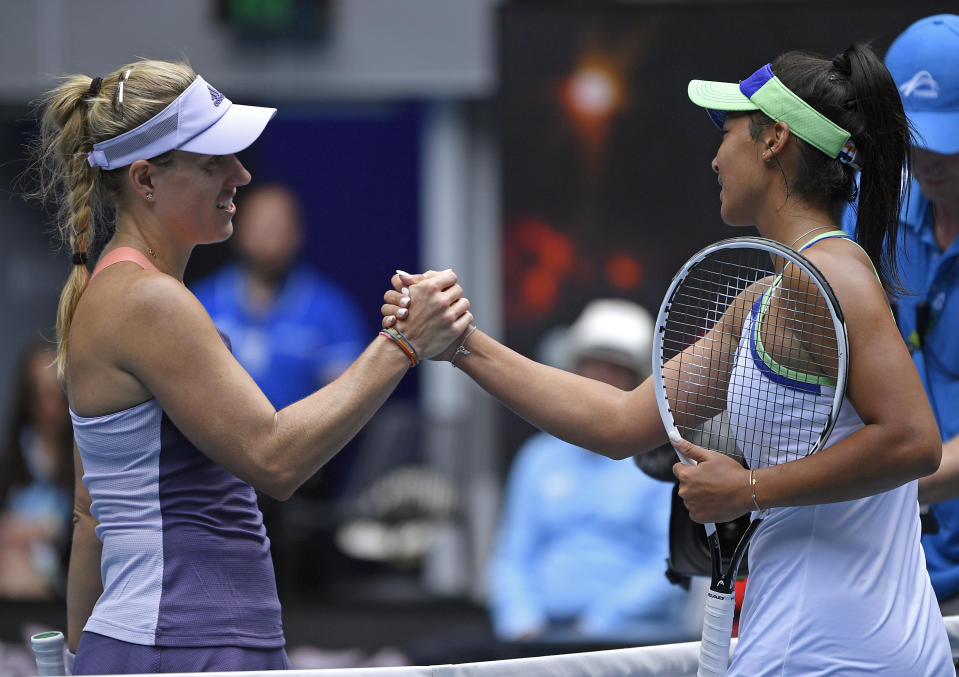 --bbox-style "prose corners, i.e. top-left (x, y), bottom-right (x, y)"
top-left (384, 44), bottom-right (951, 674)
